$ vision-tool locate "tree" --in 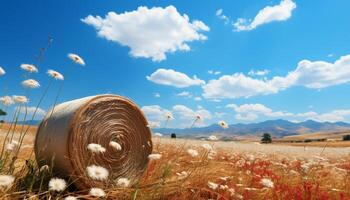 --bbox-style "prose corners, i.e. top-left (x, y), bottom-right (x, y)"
top-left (0, 109), bottom-right (6, 116)
top-left (343, 135), bottom-right (350, 141)
top-left (171, 133), bottom-right (176, 139)
top-left (261, 133), bottom-right (272, 143)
